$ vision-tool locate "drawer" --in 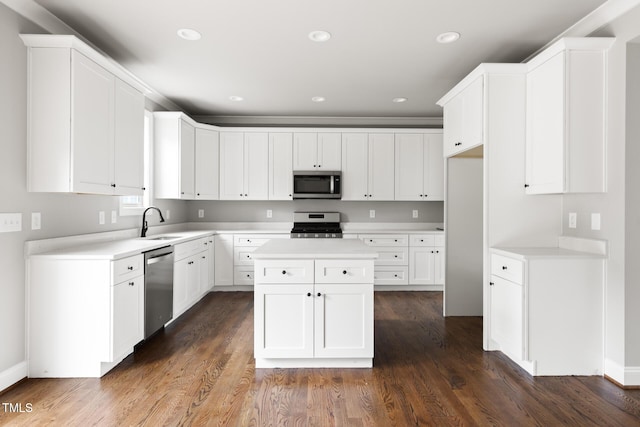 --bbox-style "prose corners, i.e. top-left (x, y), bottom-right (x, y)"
top-left (174, 237), bottom-right (208, 260)
top-left (360, 234), bottom-right (408, 247)
top-left (234, 246), bottom-right (257, 265)
top-left (315, 260), bottom-right (374, 284)
top-left (491, 254), bottom-right (524, 284)
top-left (113, 254), bottom-right (143, 283)
top-left (373, 266), bottom-right (408, 285)
top-left (254, 260), bottom-right (314, 284)
top-left (374, 247), bottom-right (409, 265)
top-left (434, 234), bottom-right (445, 246)
top-left (234, 266), bottom-right (254, 285)
top-left (234, 234), bottom-right (287, 247)
top-left (410, 234), bottom-right (436, 246)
